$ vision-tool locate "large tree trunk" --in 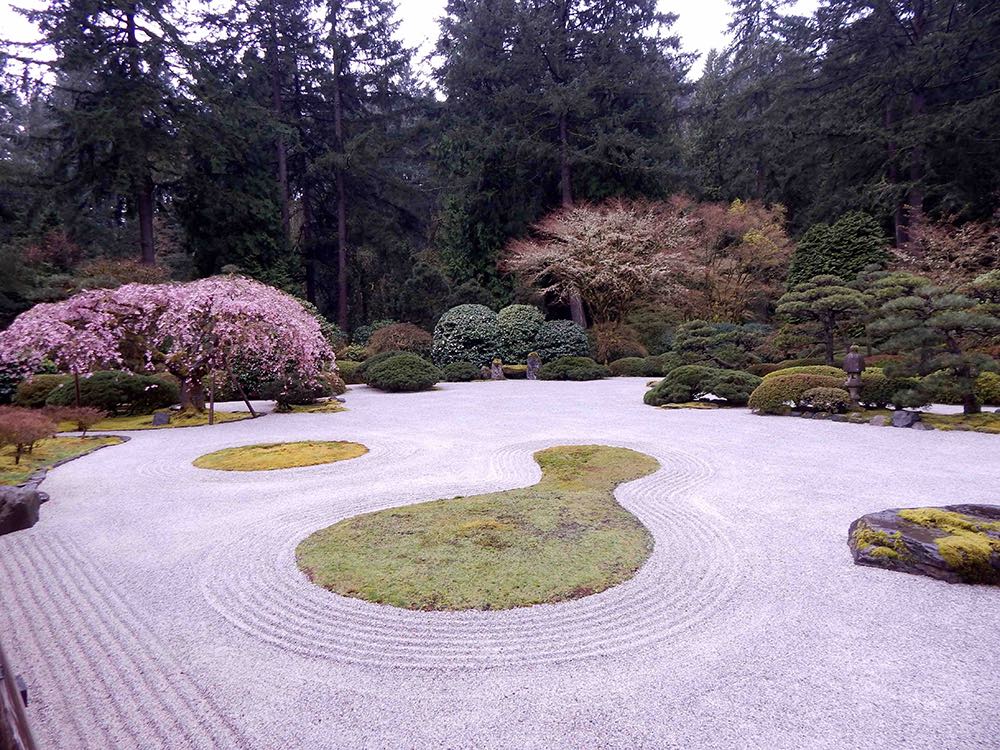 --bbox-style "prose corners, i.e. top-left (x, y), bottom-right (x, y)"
top-left (179, 379), bottom-right (206, 411)
top-left (823, 318), bottom-right (836, 366)
top-left (137, 177), bottom-right (155, 265)
top-left (333, 57), bottom-right (349, 331)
